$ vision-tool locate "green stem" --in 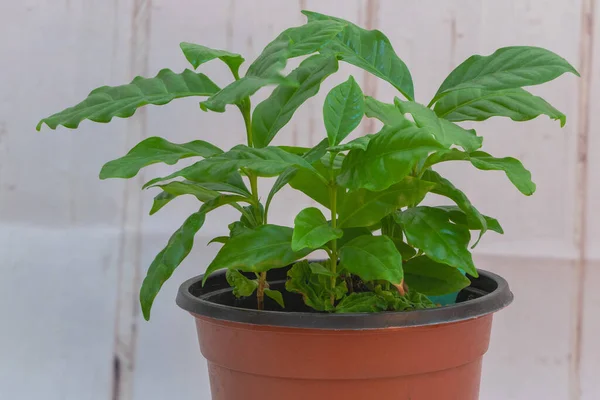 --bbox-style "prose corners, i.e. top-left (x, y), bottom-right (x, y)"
top-left (239, 97), bottom-right (267, 310)
top-left (328, 153), bottom-right (339, 306)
